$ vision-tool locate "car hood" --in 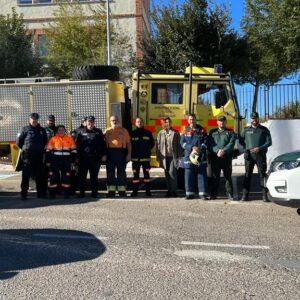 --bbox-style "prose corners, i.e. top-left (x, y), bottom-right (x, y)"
top-left (272, 150), bottom-right (300, 162)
